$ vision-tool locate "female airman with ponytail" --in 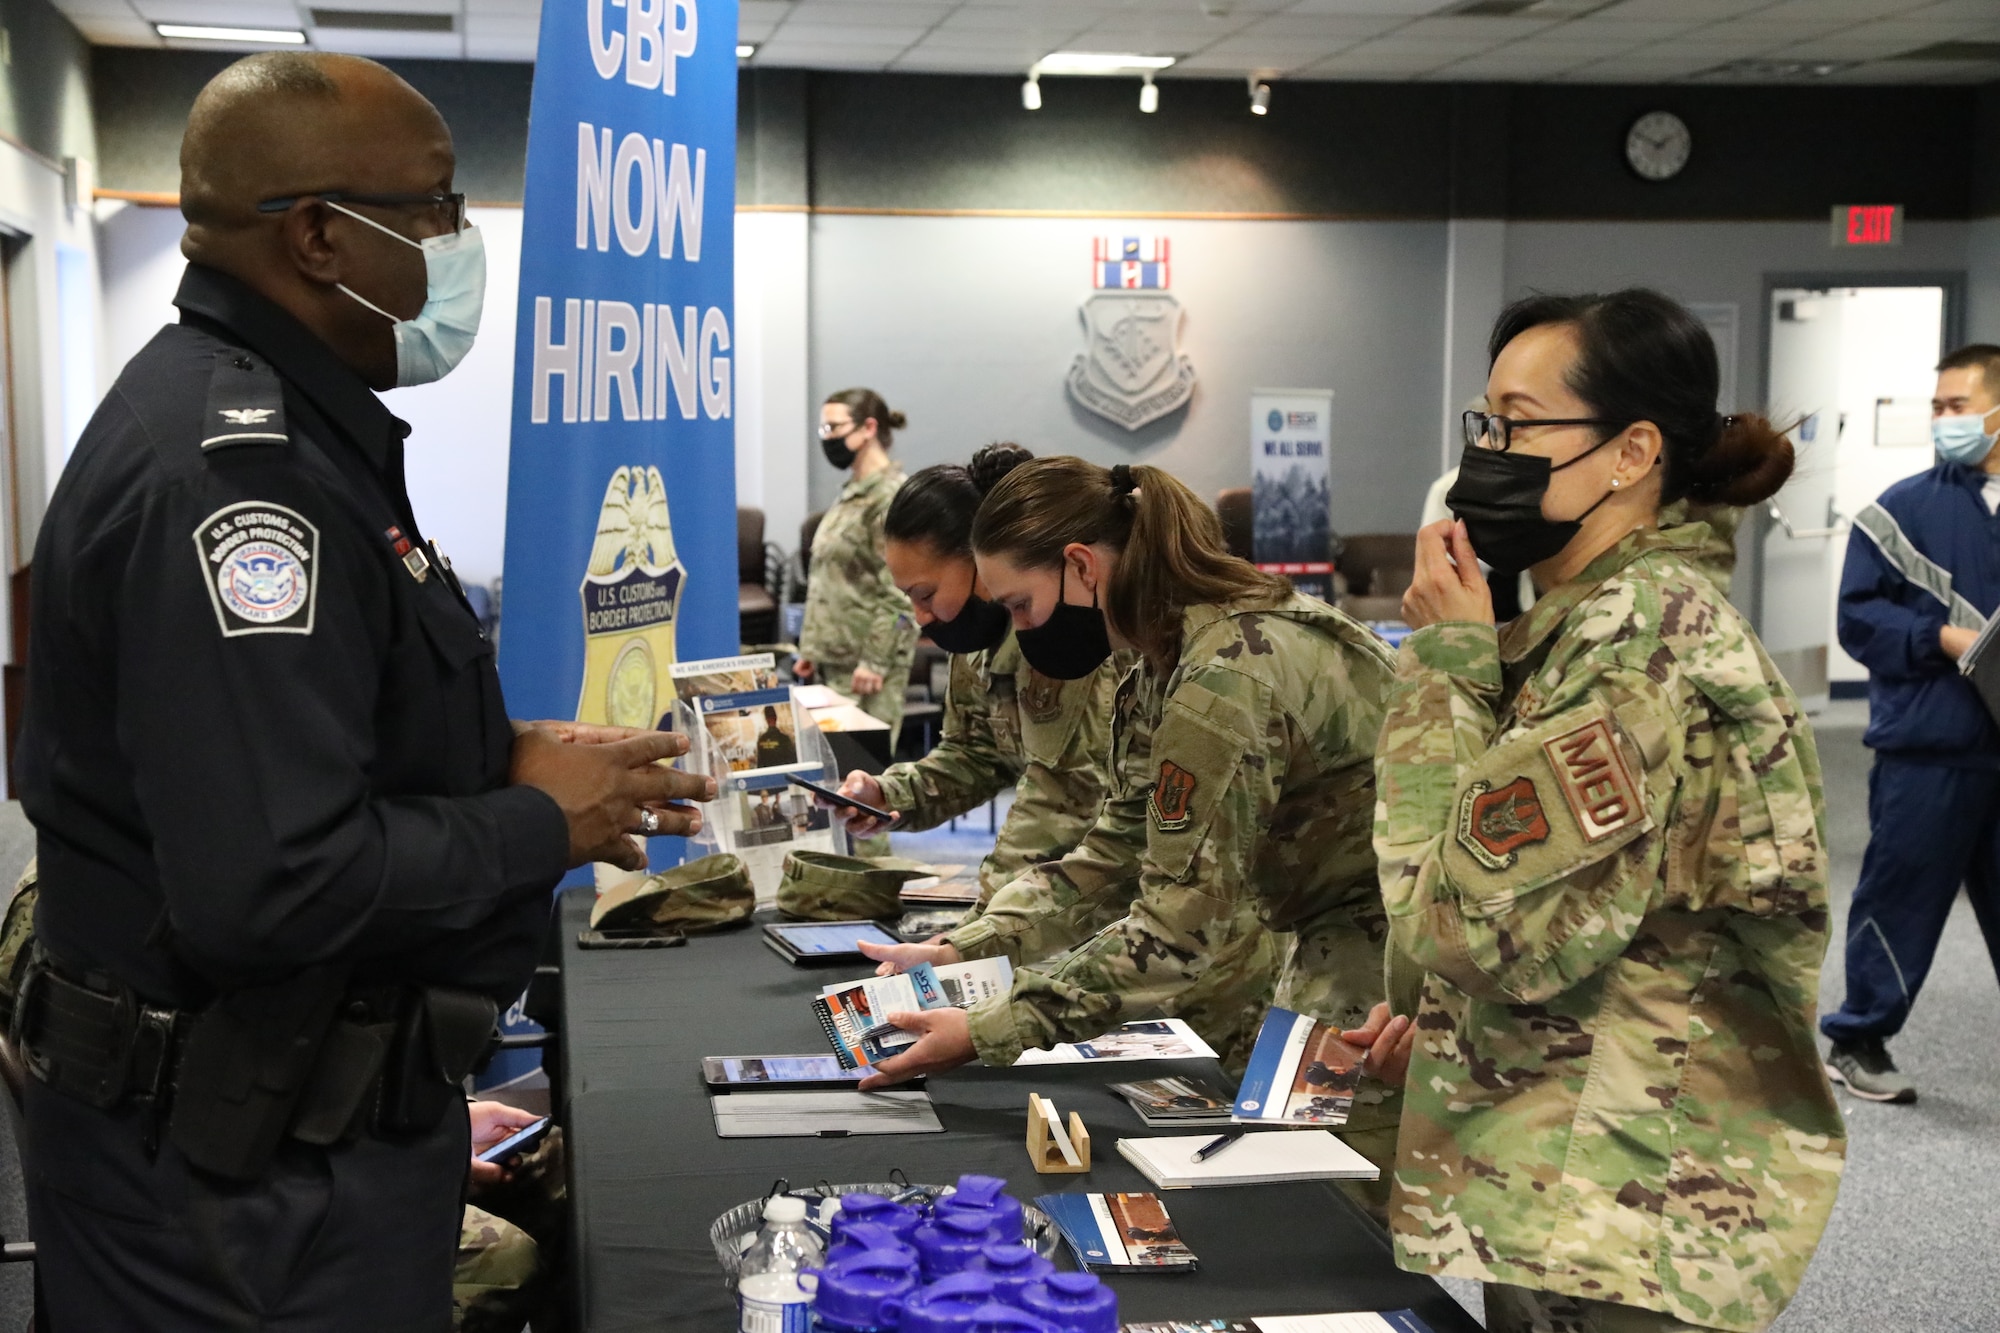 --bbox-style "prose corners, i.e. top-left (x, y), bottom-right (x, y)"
top-left (859, 458), bottom-right (1403, 1215)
